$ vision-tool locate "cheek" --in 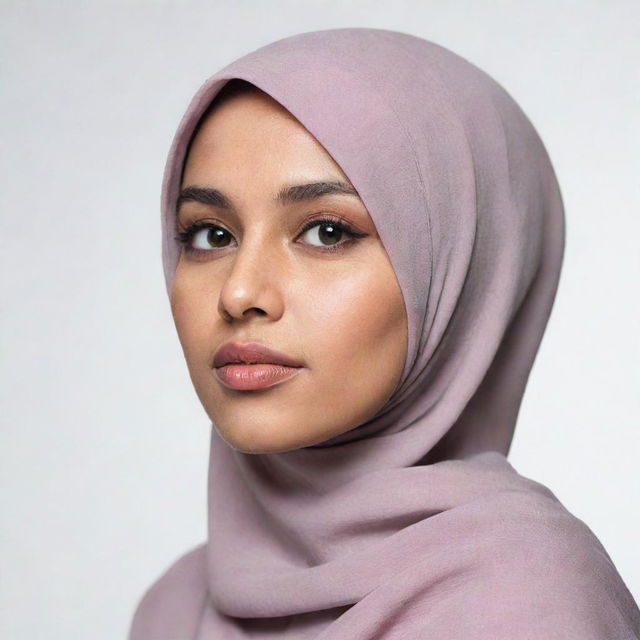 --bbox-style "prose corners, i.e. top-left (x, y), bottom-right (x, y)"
top-left (296, 254), bottom-right (407, 391)
top-left (169, 268), bottom-right (217, 363)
